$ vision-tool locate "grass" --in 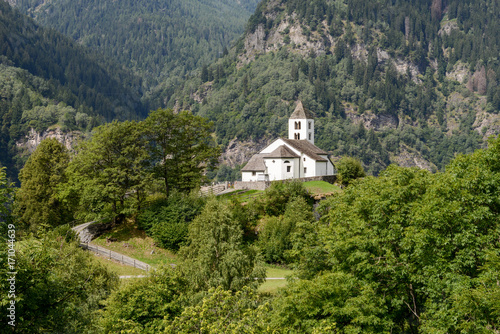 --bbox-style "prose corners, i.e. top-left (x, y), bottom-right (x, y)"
top-left (92, 219), bottom-right (179, 267)
top-left (304, 181), bottom-right (341, 195)
top-left (92, 253), bottom-right (146, 276)
top-left (258, 264), bottom-right (294, 294)
top-left (219, 189), bottom-right (264, 202)
top-left (258, 279), bottom-right (288, 294)
top-left (266, 265), bottom-right (293, 278)
top-left (90, 219), bottom-right (294, 293)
